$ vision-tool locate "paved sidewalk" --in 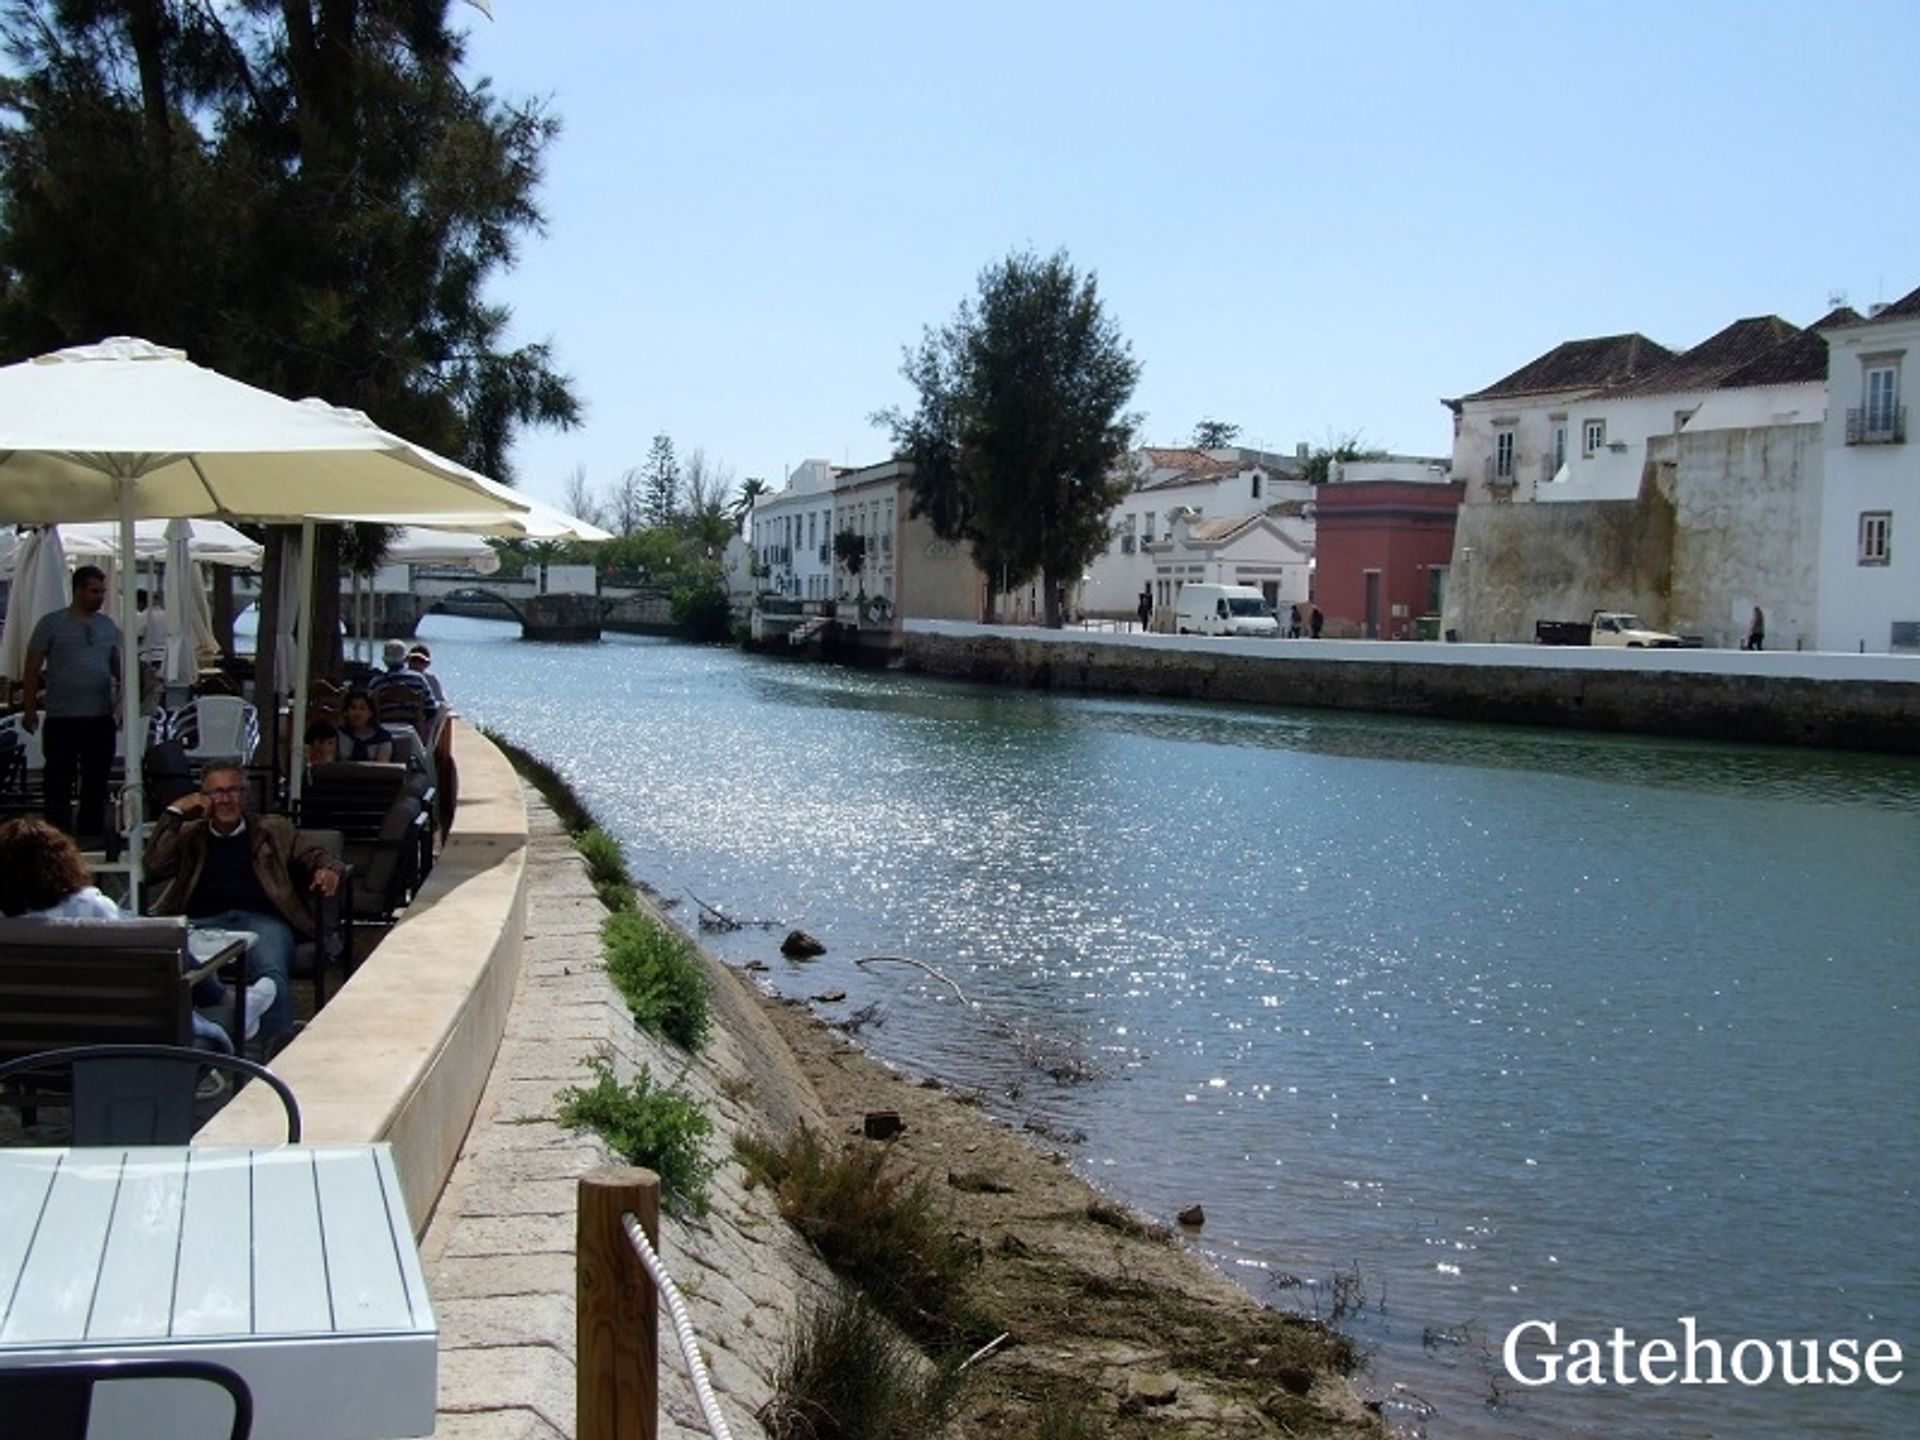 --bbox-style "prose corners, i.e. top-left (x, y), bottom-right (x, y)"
top-left (419, 791), bottom-right (834, 1439)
